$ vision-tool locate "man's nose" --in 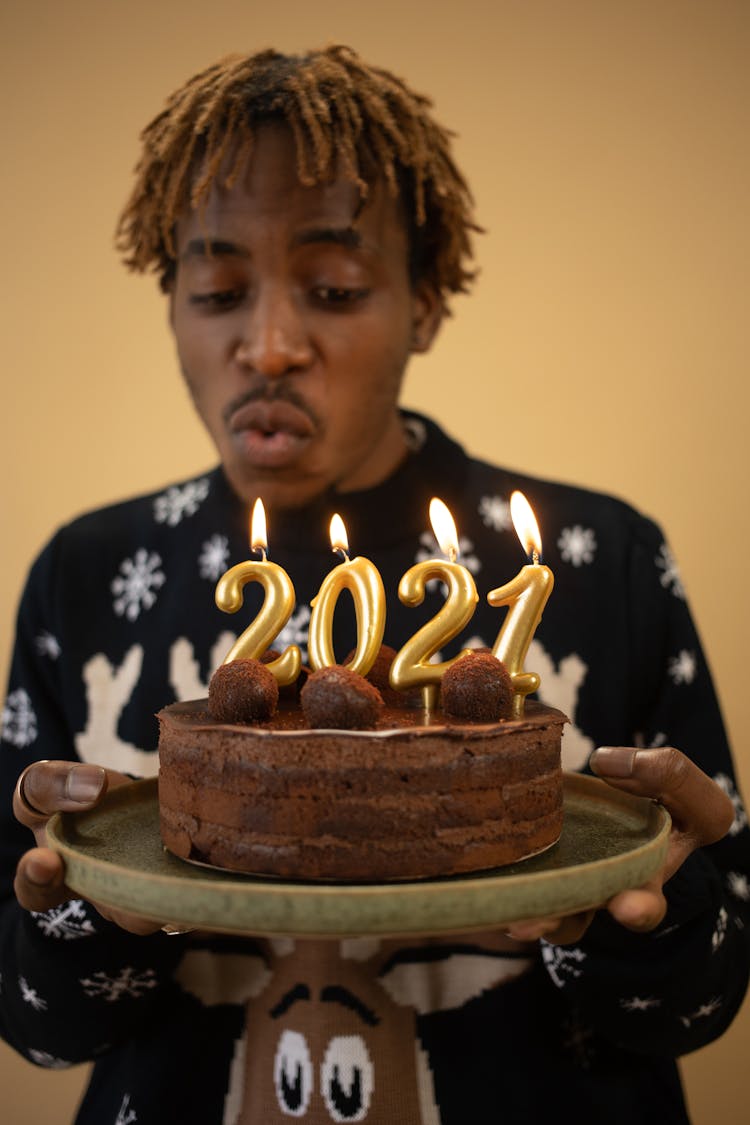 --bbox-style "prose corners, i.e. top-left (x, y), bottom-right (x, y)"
top-left (234, 288), bottom-right (314, 378)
